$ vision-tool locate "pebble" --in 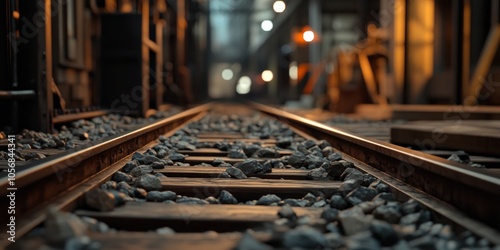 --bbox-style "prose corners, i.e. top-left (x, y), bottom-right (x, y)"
top-left (283, 198), bottom-right (309, 207)
top-left (85, 189), bottom-right (119, 211)
top-left (218, 190), bottom-right (238, 204)
top-left (256, 194), bottom-right (281, 205)
top-left (243, 144), bottom-right (262, 156)
top-left (345, 232), bottom-right (381, 250)
top-left (373, 192), bottom-right (396, 201)
top-left (80, 216), bottom-right (110, 233)
top-left (168, 153), bottom-right (186, 162)
top-left (226, 166), bottom-right (248, 179)
top-left (312, 200), bottom-right (327, 208)
top-left (302, 154), bottom-right (324, 169)
top-left (345, 186), bottom-right (378, 202)
top-left (307, 167), bottom-right (329, 180)
top-left (288, 152), bottom-right (305, 168)
top-left (235, 159), bottom-right (264, 175)
top-left (278, 204), bottom-right (297, 220)
top-left (151, 161), bottom-right (165, 169)
top-left (339, 179), bottom-right (362, 195)
top-left (133, 188), bottom-right (148, 199)
top-left (218, 172), bottom-right (231, 178)
top-left (282, 226), bottom-right (328, 249)
top-left (100, 181), bottom-right (117, 190)
top-left (176, 196), bottom-right (209, 205)
top-left (253, 148), bottom-right (280, 158)
top-left (123, 160), bottom-right (140, 173)
top-left (329, 195), bottom-right (349, 210)
top-left (401, 199), bottom-right (422, 215)
top-left (44, 207), bottom-right (89, 246)
top-left (370, 220), bottom-right (399, 246)
top-left (129, 165), bottom-right (154, 177)
top-left (373, 204), bottom-right (402, 224)
top-left (235, 231), bottom-right (273, 250)
top-left (205, 196), bottom-right (220, 204)
top-left (228, 149), bottom-right (248, 158)
top-left (320, 208), bottom-right (339, 222)
top-left (276, 137), bottom-right (293, 148)
top-left (156, 227), bottom-right (175, 235)
top-left (112, 171), bottom-right (133, 183)
top-left (338, 206), bottom-right (372, 235)
top-left (146, 191), bottom-right (176, 202)
top-left (134, 174), bottom-right (162, 191)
